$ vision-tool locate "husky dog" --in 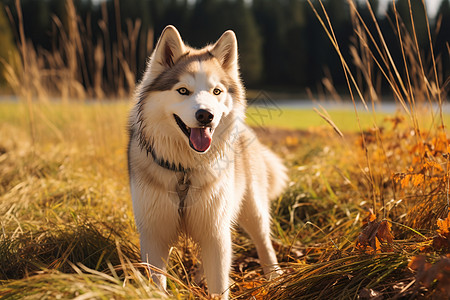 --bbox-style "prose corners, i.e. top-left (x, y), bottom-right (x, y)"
top-left (127, 25), bottom-right (287, 299)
